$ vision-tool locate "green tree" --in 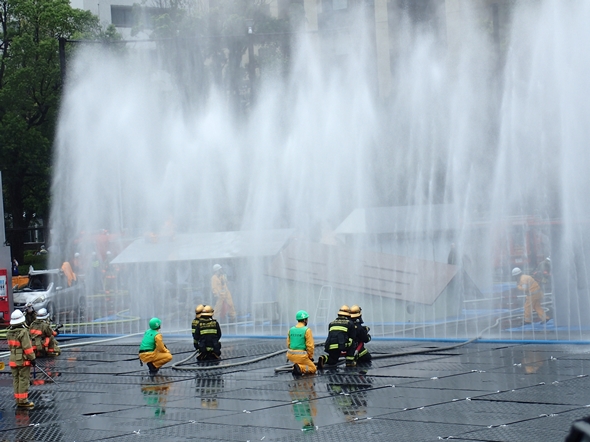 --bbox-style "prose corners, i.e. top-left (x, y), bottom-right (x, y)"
top-left (0, 0), bottom-right (109, 262)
